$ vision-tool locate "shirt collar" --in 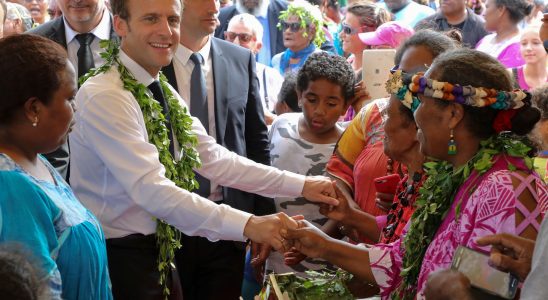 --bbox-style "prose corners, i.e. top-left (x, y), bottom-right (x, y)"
top-left (176, 36), bottom-right (212, 66)
top-left (64, 9), bottom-right (111, 44)
top-left (119, 50), bottom-right (158, 87)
